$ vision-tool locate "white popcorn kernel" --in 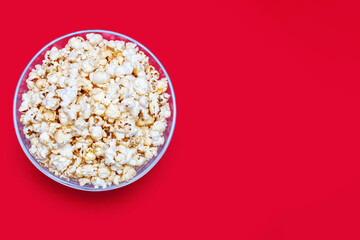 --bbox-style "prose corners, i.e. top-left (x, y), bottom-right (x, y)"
top-left (54, 130), bottom-right (72, 145)
top-left (85, 151), bottom-right (96, 162)
top-left (47, 73), bottom-right (59, 85)
top-left (49, 47), bottom-right (60, 61)
top-left (98, 59), bottom-right (107, 66)
top-left (105, 103), bottom-right (120, 119)
top-left (159, 93), bottom-right (170, 105)
top-left (115, 62), bottom-right (133, 77)
top-left (145, 149), bottom-right (153, 159)
top-left (68, 37), bottom-right (82, 50)
top-left (69, 65), bottom-right (79, 79)
top-left (48, 123), bottom-right (61, 136)
top-left (92, 177), bottom-right (107, 189)
top-left (81, 41), bottom-right (91, 50)
top-left (74, 118), bottom-right (88, 130)
top-left (151, 131), bottom-right (164, 146)
top-left (81, 59), bottom-right (95, 73)
top-left (106, 82), bottom-right (120, 101)
top-left (40, 122), bottom-right (50, 133)
top-left (117, 146), bottom-right (137, 165)
top-left (58, 86), bottom-right (78, 107)
top-left (134, 77), bottom-right (149, 95)
top-left (152, 120), bottom-right (167, 132)
top-left (110, 162), bottom-right (123, 174)
top-left (159, 104), bottom-right (171, 118)
top-left (113, 175), bottom-right (121, 185)
top-left (121, 97), bottom-right (140, 116)
top-left (79, 178), bottom-right (91, 186)
top-left (121, 165), bottom-right (136, 182)
top-left (90, 126), bottom-right (104, 141)
top-left (42, 94), bottom-right (60, 110)
top-left (30, 92), bottom-right (43, 106)
top-left (56, 143), bottom-right (74, 159)
top-left (156, 78), bottom-right (168, 93)
top-left (21, 108), bottom-right (38, 124)
top-left (139, 95), bottom-right (148, 107)
top-left (29, 144), bottom-right (37, 155)
top-left (50, 155), bottom-right (72, 173)
top-left (39, 132), bottom-right (51, 145)
top-left (145, 147), bottom-right (157, 159)
top-left (98, 164), bottom-right (110, 179)
top-left (91, 88), bottom-right (106, 102)
top-left (81, 164), bottom-right (98, 177)
top-left (114, 41), bottom-right (125, 51)
top-left (80, 100), bottom-right (91, 119)
top-left (43, 110), bottom-right (55, 121)
top-left (35, 65), bottom-right (46, 77)
top-left (90, 71), bottom-right (110, 85)
top-left (19, 92), bottom-right (32, 112)
top-left (105, 140), bottom-right (117, 165)
top-left (59, 110), bottom-right (69, 125)
top-left (63, 104), bottom-right (81, 121)
top-left (107, 40), bottom-right (116, 49)
top-left (37, 147), bottom-right (50, 160)
top-left (57, 76), bottom-right (67, 88)
top-left (86, 33), bottom-right (103, 45)
top-left (93, 102), bottom-right (106, 116)
top-left (101, 97), bottom-right (111, 107)
top-left (94, 142), bottom-right (106, 157)
top-left (126, 125), bottom-right (139, 138)
top-left (32, 123), bottom-right (42, 133)
top-left (149, 100), bottom-right (159, 116)
top-left (106, 64), bottom-right (117, 77)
